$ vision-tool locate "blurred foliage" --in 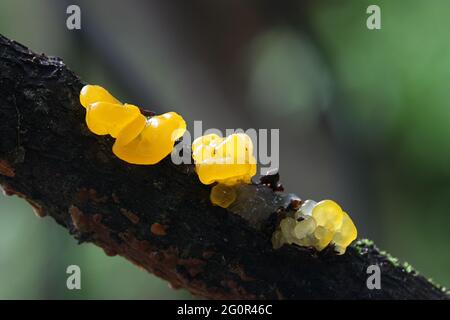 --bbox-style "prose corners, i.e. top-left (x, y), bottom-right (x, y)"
top-left (313, 1), bottom-right (450, 175)
top-left (246, 27), bottom-right (331, 127)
